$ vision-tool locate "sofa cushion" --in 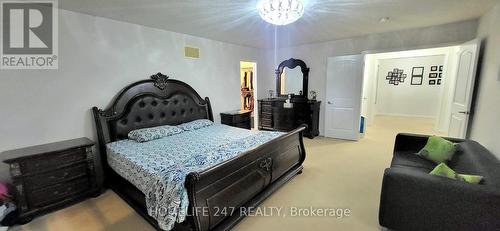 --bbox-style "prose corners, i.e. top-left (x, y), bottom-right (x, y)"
top-left (449, 141), bottom-right (500, 187)
top-left (417, 136), bottom-right (456, 164)
top-left (391, 151), bottom-right (436, 171)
